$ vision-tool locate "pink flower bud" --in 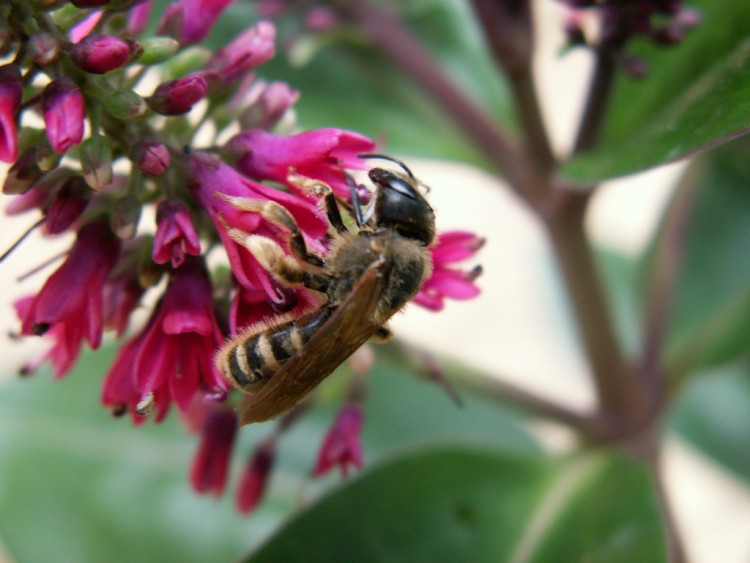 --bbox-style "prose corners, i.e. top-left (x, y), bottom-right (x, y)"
top-left (146, 75), bottom-right (207, 115)
top-left (0, 64), bottom-right (22, 163)
top-left (29, 32), bottom-right (61, 66)
top-left (239, 81), bottom-right (299, 131)
top-left (158, 0), bottom-right (236, 46)
top-left (126, 1), bottom-right (153, 36)
top-left (313, 403), bottom-right (364, 478)
top-left (71, 35), bottom-right (134, 74)
top-left (132, 139), bottom-right (170, 175)
top-left (208, 22), bottom-right (276, 86)
top-left (79, 135), bottom-right (113, 190)
top-left (42, 78), bottom-right (85, 154)
top-left (236, 442), bottom-right (274, 514)
top-left (190, 409), bottom-right (238, 496)
top-left (44, 176), bottom-right (91, 235)
top-left (3, 148), bottom-right (43, 195)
